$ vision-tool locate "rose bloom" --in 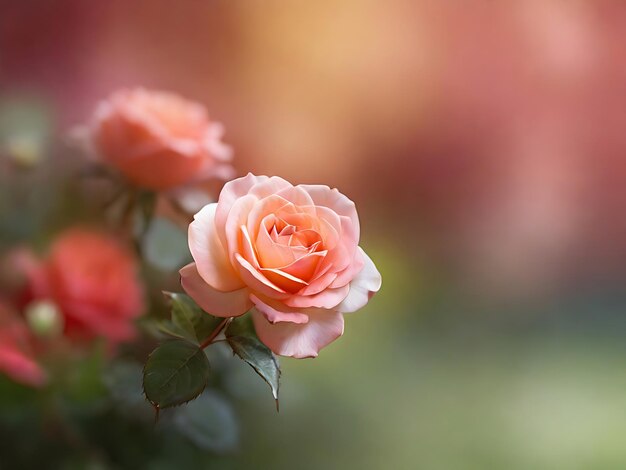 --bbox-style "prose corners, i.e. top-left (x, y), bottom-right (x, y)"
top-left (14, 229), bottom-right (144, 343)
top-left (84, 88), bottom-right (234, 191)
top-left (181, 174), bottom-right (382, 358)
top-left (0, 300), bottom-right (45, 387)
